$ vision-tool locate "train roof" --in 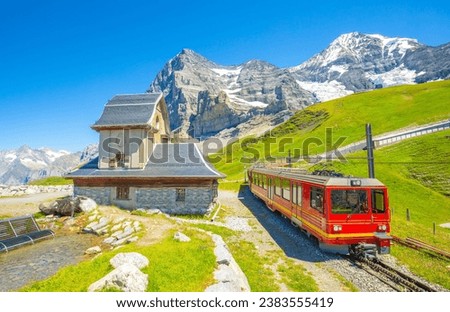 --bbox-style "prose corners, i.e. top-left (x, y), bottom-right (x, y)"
top-left (250, 167), bottom-right (386, 187)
